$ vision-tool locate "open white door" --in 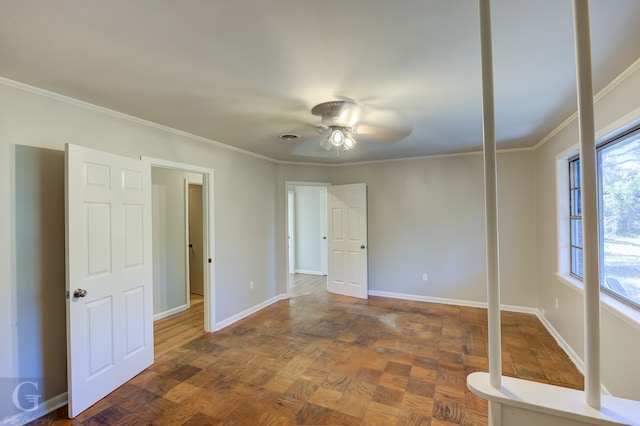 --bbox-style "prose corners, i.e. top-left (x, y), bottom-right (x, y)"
top-left (320, 187), bottom-right (328, 275)
top-left (65, 144), bottom-right (153, 417)
top-left (327, 183), bottom-right (368, 299)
